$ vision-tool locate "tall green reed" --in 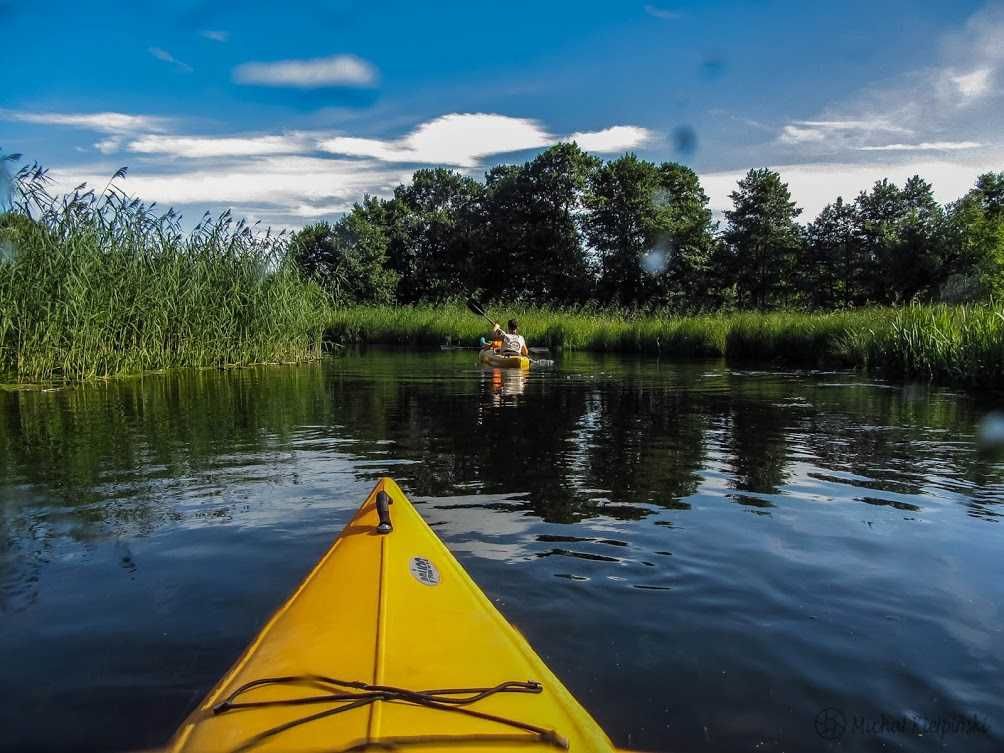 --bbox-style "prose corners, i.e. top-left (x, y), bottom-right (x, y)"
top-left (0, 162), bottom-right (329, 383)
